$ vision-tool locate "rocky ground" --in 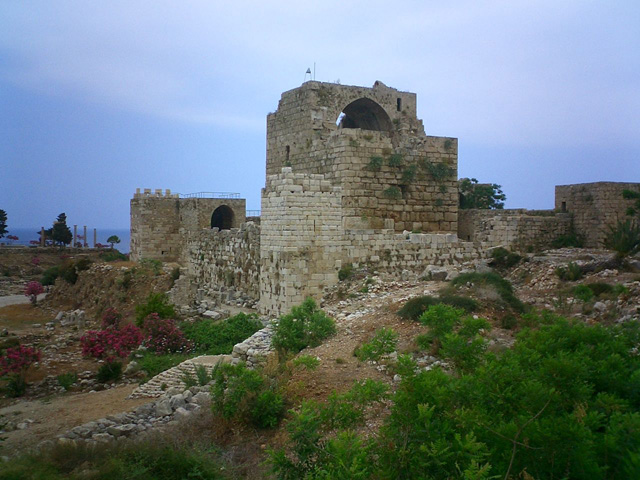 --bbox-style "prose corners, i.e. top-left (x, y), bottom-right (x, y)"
top-left (0, 246), bottom-right (638, 466)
